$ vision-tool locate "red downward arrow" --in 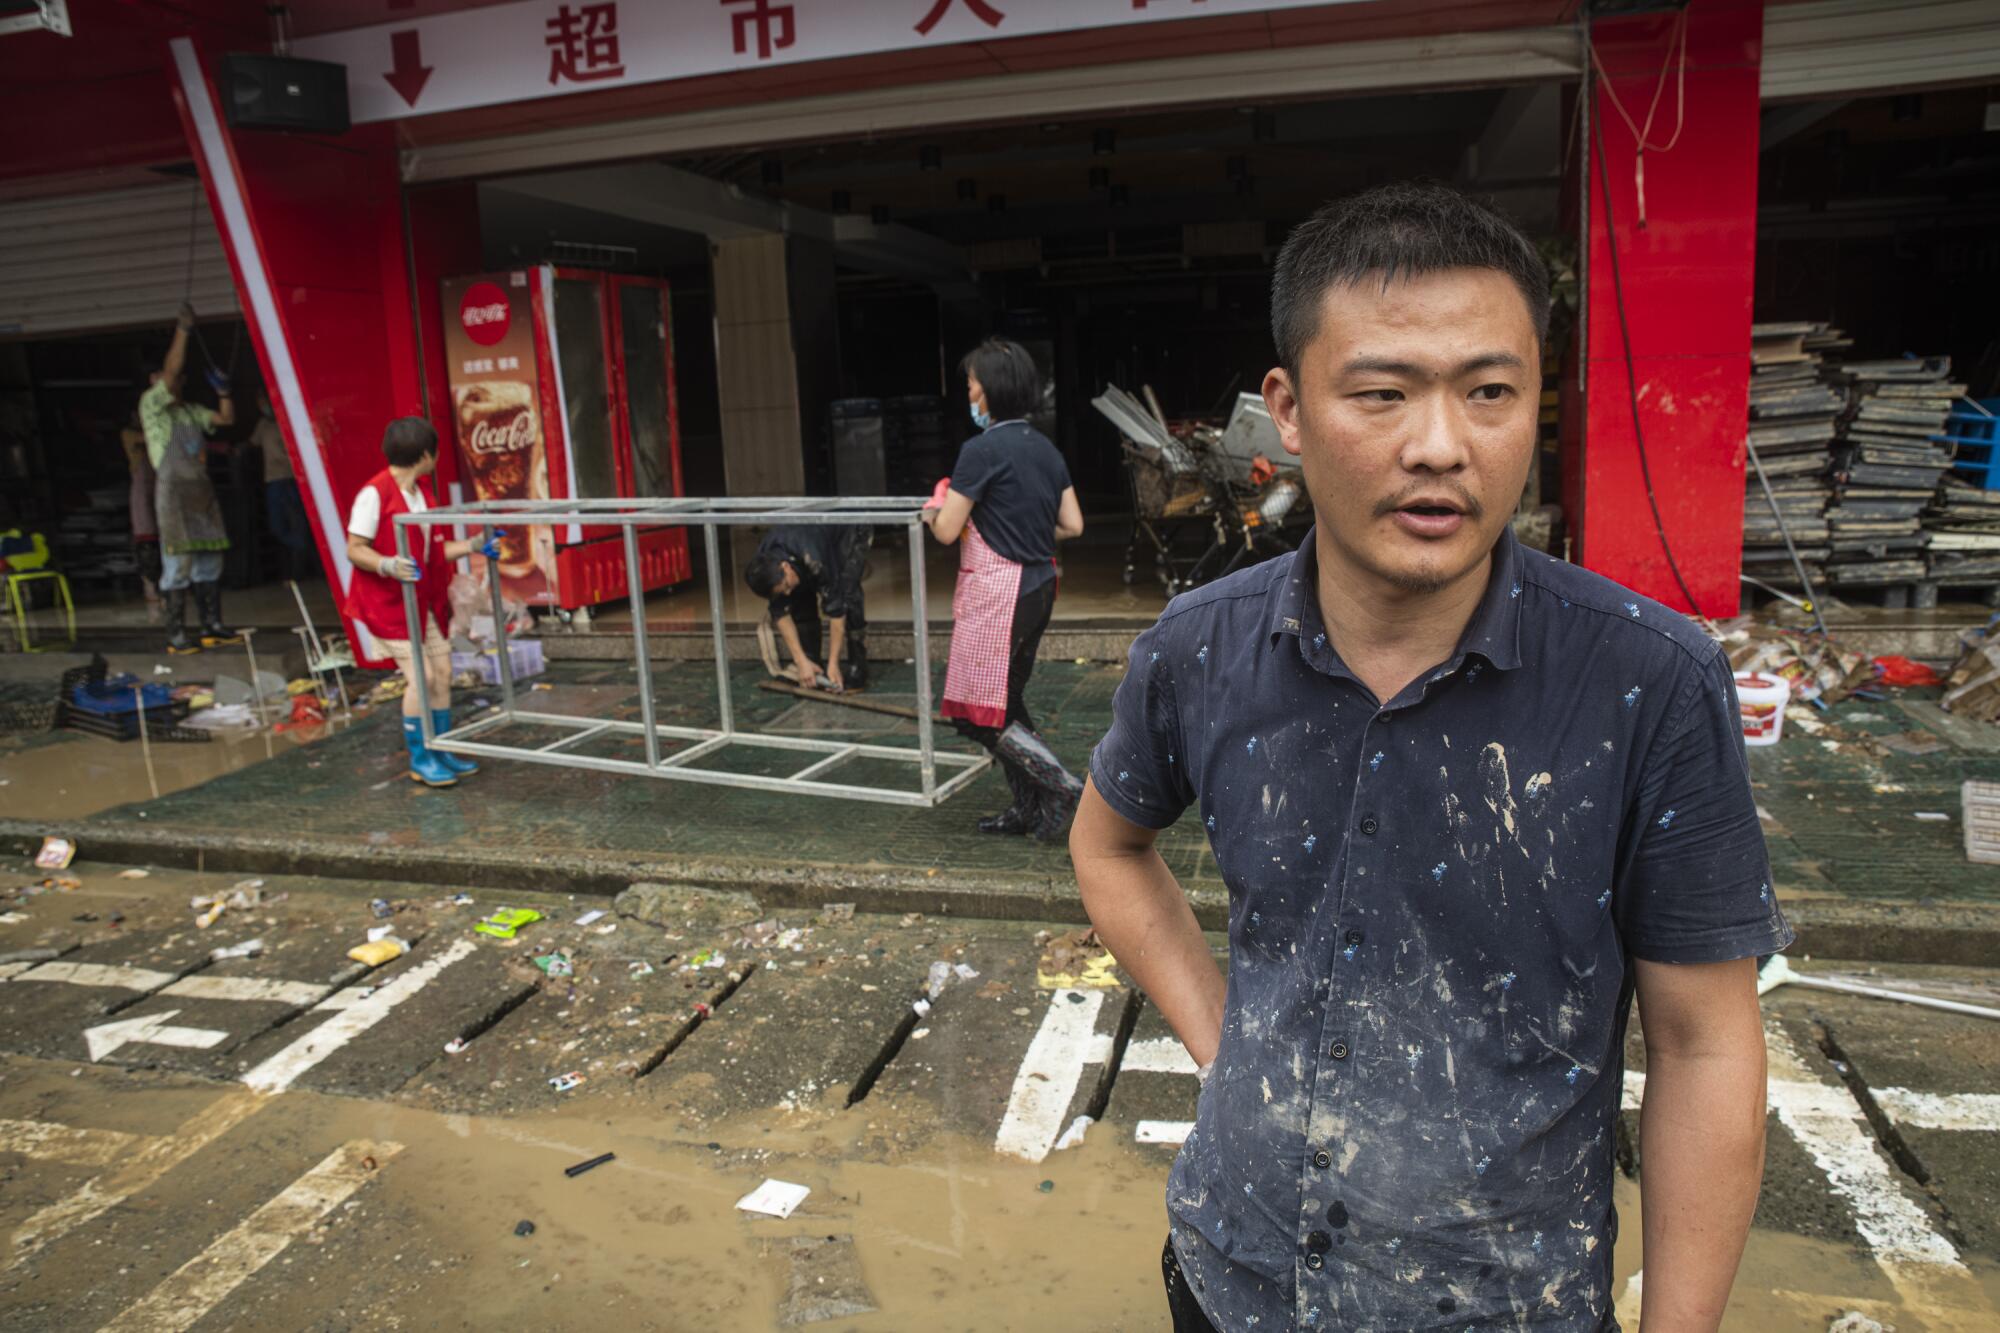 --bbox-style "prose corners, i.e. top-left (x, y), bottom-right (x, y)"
top-left (384, 29), bottom-right (433, 108)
